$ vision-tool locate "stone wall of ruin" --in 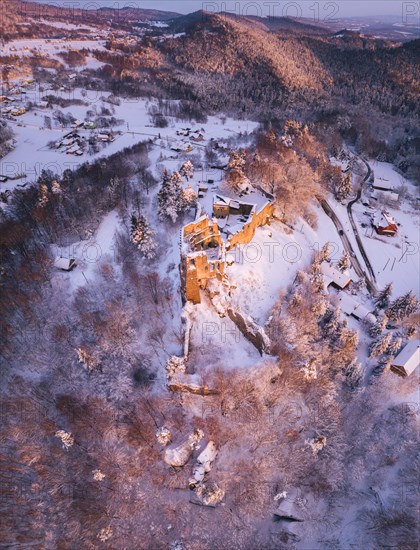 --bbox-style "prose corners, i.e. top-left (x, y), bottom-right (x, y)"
top-left (182, 201), bottom-right (274, 304)
top-left (227, 202), bottom-right (274, 249)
